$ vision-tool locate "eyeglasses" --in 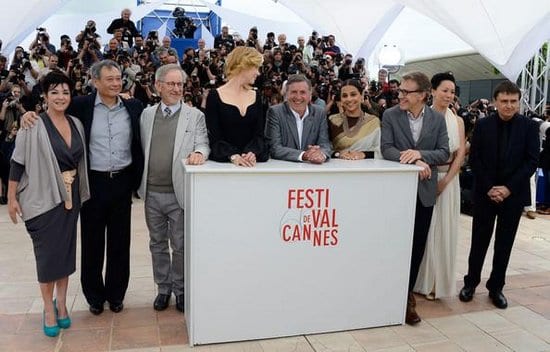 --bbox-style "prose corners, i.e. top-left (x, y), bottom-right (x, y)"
top-left (397, 88), bottom-right (423, 96)
top-left (160, 81), bottom-right (184, 88)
